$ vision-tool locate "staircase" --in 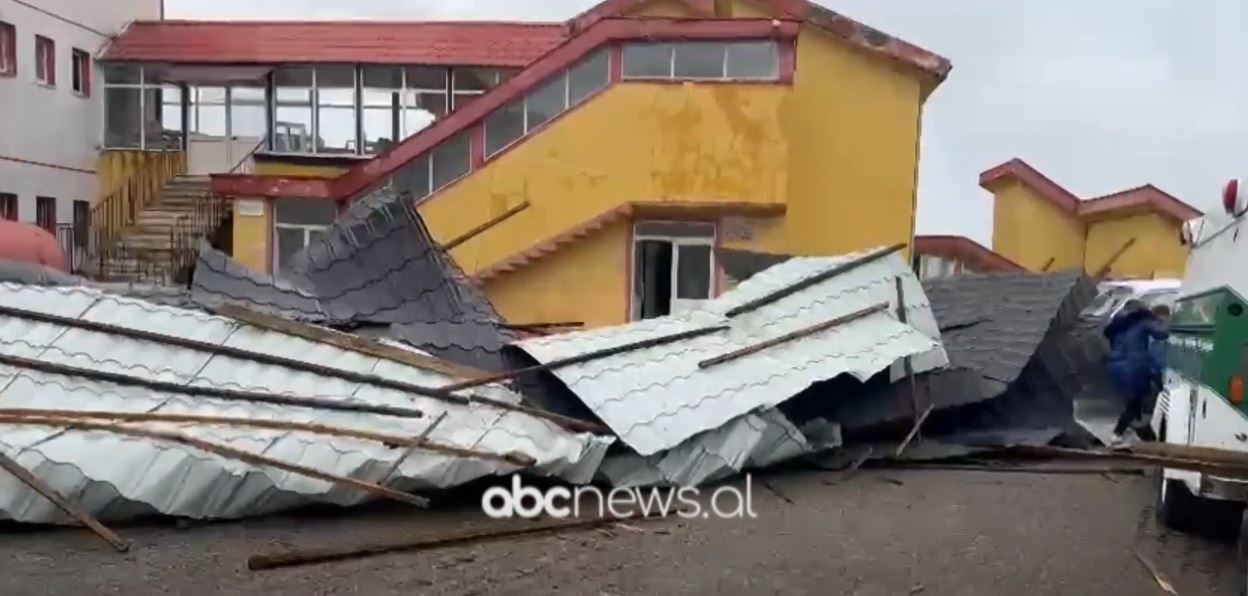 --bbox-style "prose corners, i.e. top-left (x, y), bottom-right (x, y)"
top-left (99, 176), bottom-right (210, 283)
